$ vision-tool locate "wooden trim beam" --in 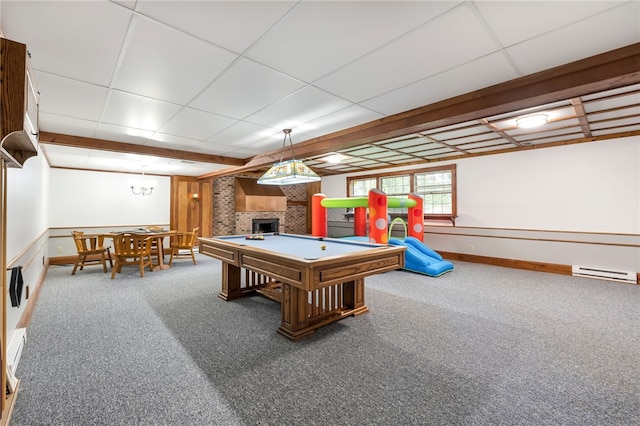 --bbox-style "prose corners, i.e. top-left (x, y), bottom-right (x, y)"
top-left (39, 132), bottom-right (245, 167)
